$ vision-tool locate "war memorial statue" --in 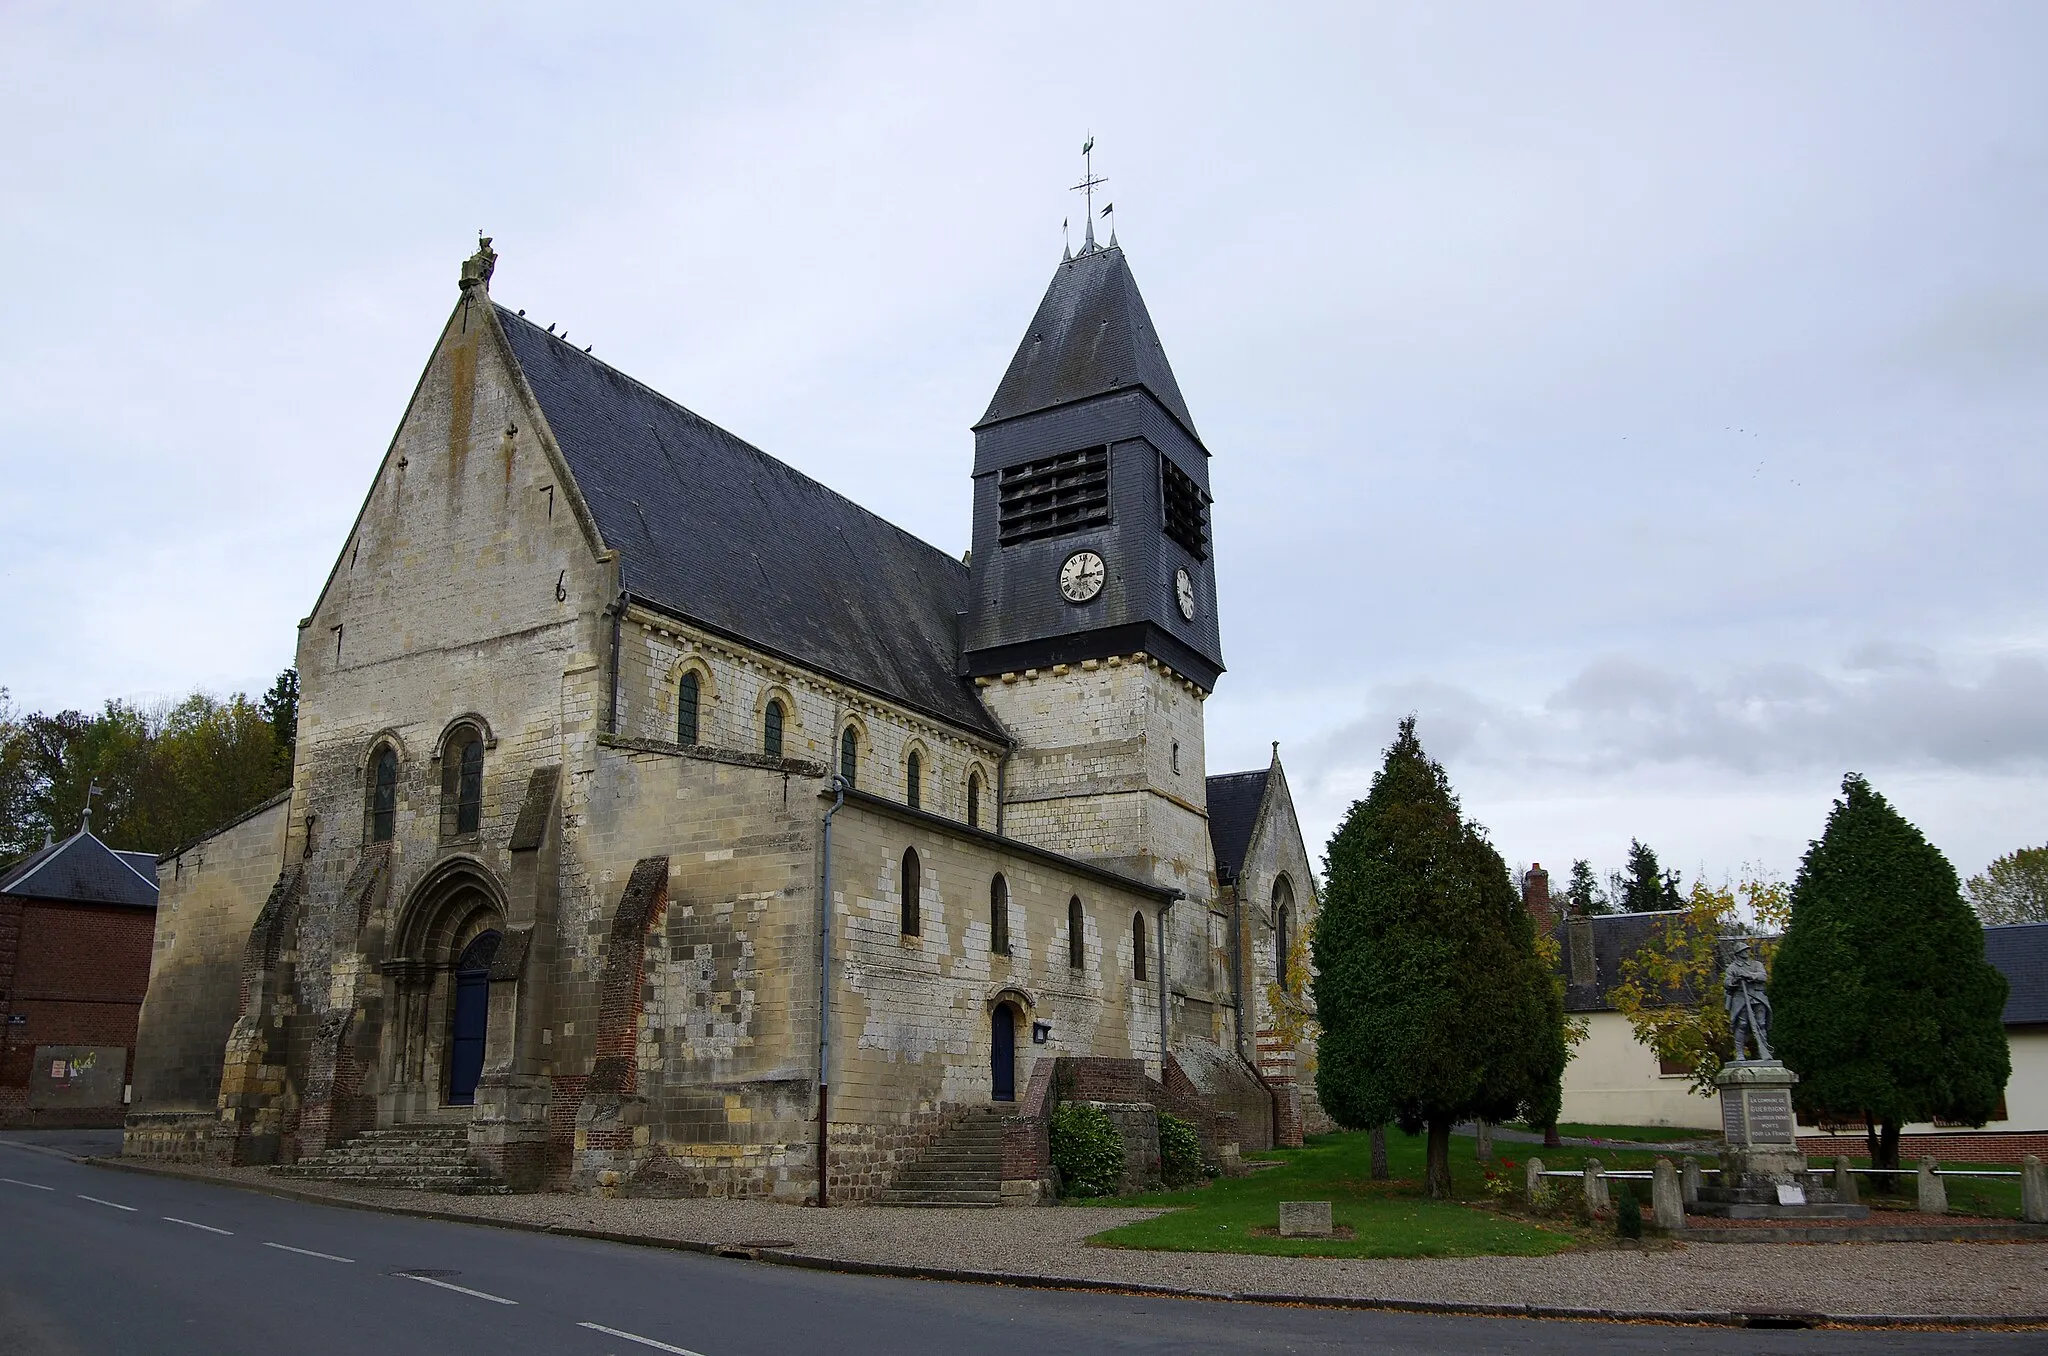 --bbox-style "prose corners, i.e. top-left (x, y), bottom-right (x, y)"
top-left (1690, 937), bottom-right (1868, 1220)
top-left (1724, 939), bottom-right (1773, 1062)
